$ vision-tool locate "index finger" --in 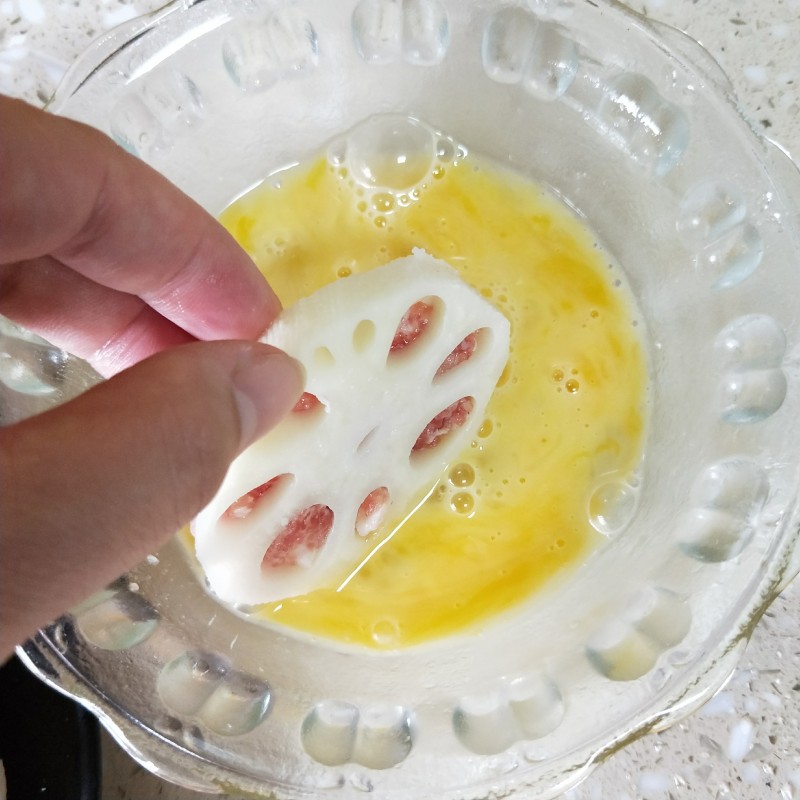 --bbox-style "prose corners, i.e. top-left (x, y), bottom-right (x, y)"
top-left (0, 96), bottom-right (279, 342)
